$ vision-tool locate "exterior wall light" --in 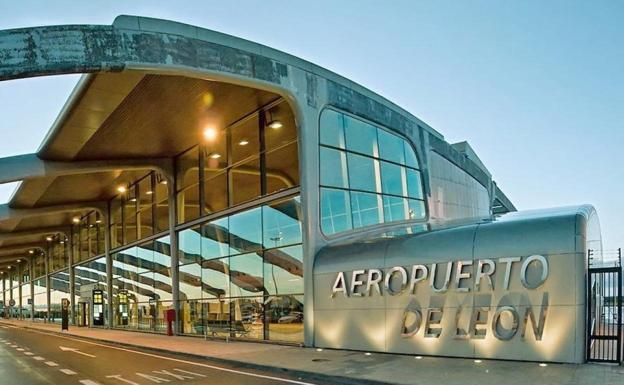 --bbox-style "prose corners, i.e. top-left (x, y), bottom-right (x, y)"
top-left (267, 120), bottom-right (283, 130)
top-left (72, 217), bottom-right (80, 224)
top-left (117, 185), bottom-right (127, 193)
top-left (415, 356), bottom-right (423, 360)
top-left (474, 359), bottom-right (482, 363)
top-left (315, 348), bottom-right (323, 352)
top-left (364, 352), bottom-right (372, 356)
top-left (539, 363), bottom-right (548, 367)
